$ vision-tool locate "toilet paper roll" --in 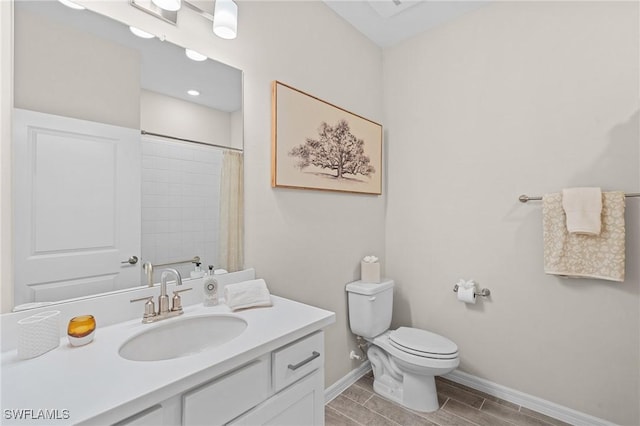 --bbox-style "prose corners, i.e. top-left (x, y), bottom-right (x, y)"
top-left (457, 286), bottom-right (476, 304)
